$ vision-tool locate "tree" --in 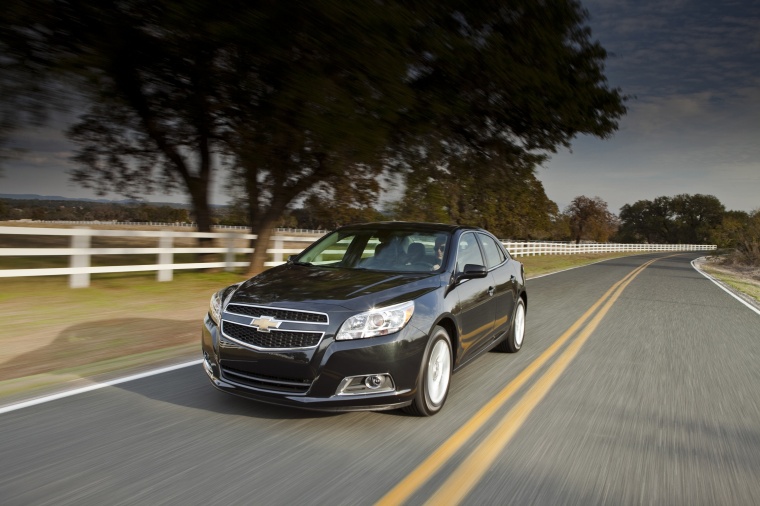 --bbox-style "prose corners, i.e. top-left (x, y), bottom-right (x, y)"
top-left (249, 170), bottom-right (387, 231)
top-left (618, 196), bottom-right (674, 243)
top-left (386, 0), bottom-right (627, 241)
top-left (2, 0), bottom-right (627, 274)
top-left (200, 0), bottom-right (626, 272)
top-left (564, 196), bottom-right (618, 244)
top-left (618, 194), bottom-right (732, 246)
top-left (719, 209), bottom-right (760, 267)
top-left (1, 1), bottom-right (54, 174)
top-left (709, 210), bottom-right (748, 249)
top-left (2, 1), bottom-right (238, 240)
top-left (389, 153), bottom-right (561, 240)
top-left (670, 194), bottom-right (725, 244)
top-left (738, 210), bottom-right (760, 265)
